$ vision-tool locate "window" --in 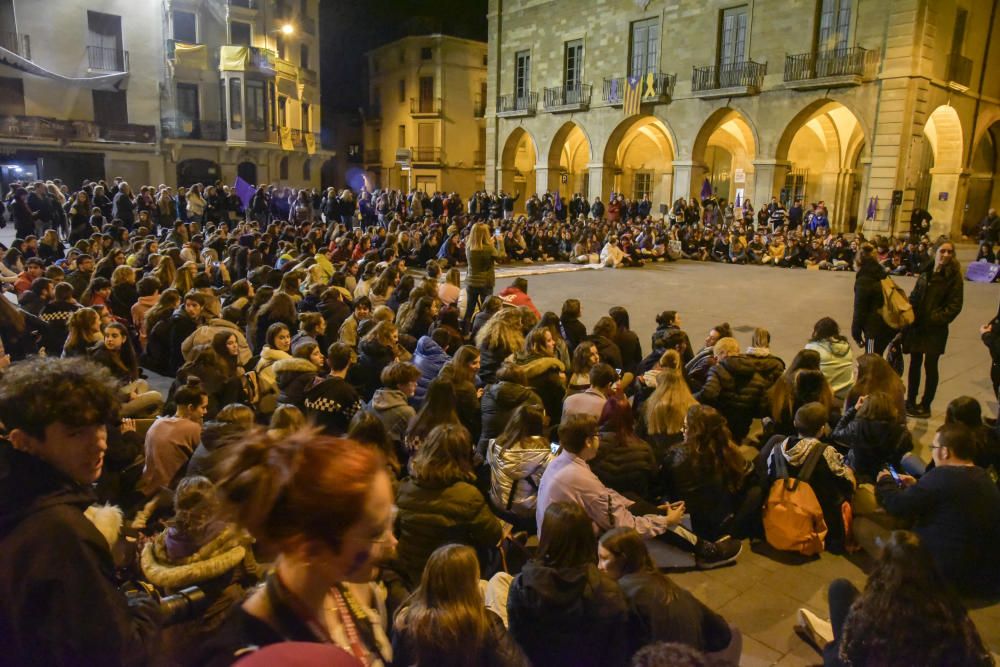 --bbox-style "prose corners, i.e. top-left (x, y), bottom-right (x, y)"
top-left (229, 78), bottom-right (242, 129)
top-left (246, 80), bottom-right (266, 130)
top-left (564, 39), bottom-right (583, 90)
top-left (276, 34), bottom-right (285, 59)
top-left (630, 17), bottom-right (659, 77)
top-left (279, 156), bottom-right (288, 180)
top-left (421, 46), bottom-right (432, 60)
top-left (347, 144), bottom-right (361, 158)
top-left (269, 81), bottom-right (277, 128)
top-left (277, 95), bottom-right (287, 126)
top-left (720, 6), bottom-right (748, 66)
top-left (633, 172), bottom-right (652, 200)
top-left (951, 7), bottom-right (968, 55)
top-left (300, 43), bottom-right (309, 69)
top-left (303, 158), bottom-right (311, 181)
top-left (398, 78), bottom-right (405, 103)
top-left (230, 21), bottom-right (251, 46)
top-left (783, 170), bottom-right (807, 208)
top-left (87, 11), bottom-right (124, 70)
top-left (0, 77), bottom-right (25, 116)
top-left (418, 76), bottom-right (433, 112)
top-left (172, 10), bottom-right (197, 43)
top-left (397, 124), bottom-right (406, 148)
top-left (302, 102), bottom-right (310, 131)
top-left (818, 0), bottom-right (851, 52)
top-left (176, 83), bottom-right (199, 134)
top-left (92, 90), bottom-right (128, 126)
top-left (515, 50), bottom-right (531, 99)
